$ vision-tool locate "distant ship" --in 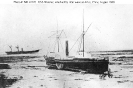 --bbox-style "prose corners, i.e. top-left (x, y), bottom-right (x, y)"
top-left (5, 45), bottom-right (40, 55)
